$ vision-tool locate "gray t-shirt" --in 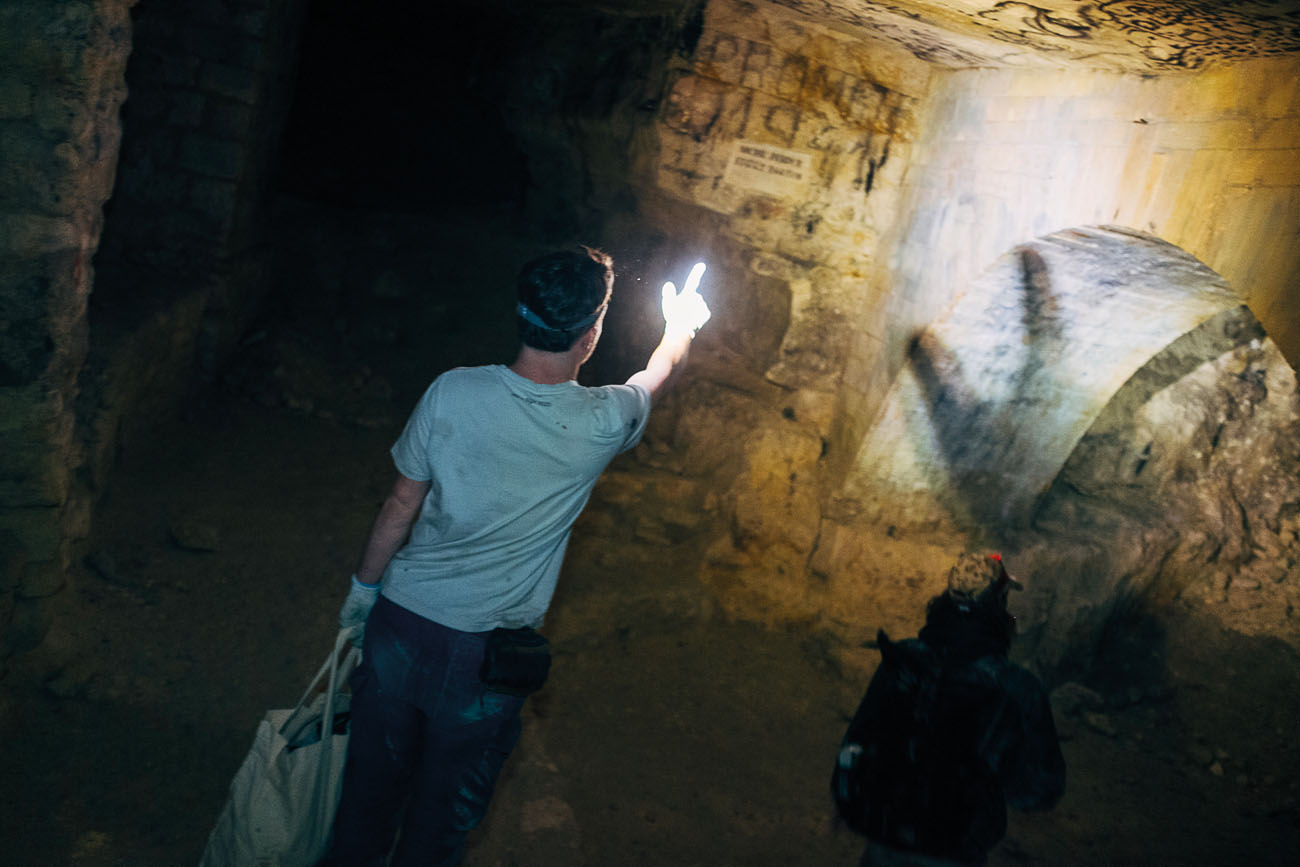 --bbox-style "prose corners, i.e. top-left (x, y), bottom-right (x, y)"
top-left (381, 364), bottom-right (651, 631)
